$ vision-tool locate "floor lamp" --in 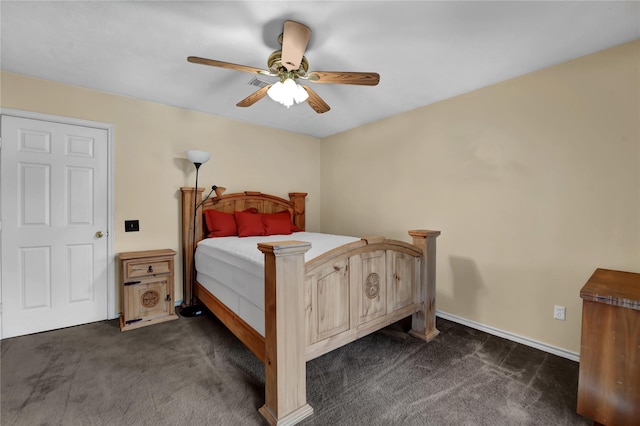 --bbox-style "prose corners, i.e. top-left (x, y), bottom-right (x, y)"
top-left (181, 149), bottom-right (210, 317)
